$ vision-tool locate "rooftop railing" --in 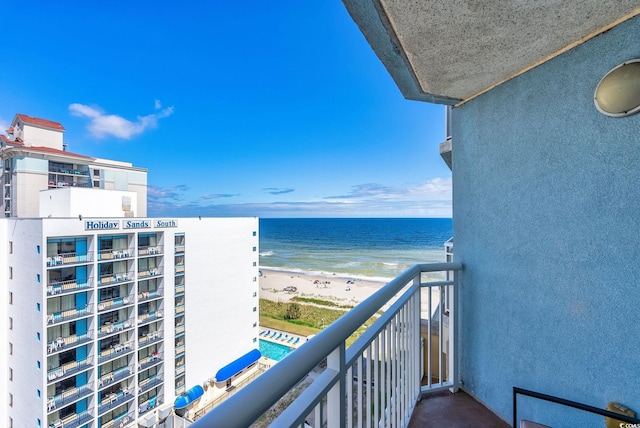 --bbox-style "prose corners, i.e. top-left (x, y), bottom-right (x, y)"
top-left (193, 262), bottom-right (461, 428)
